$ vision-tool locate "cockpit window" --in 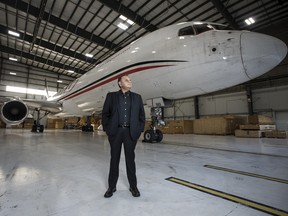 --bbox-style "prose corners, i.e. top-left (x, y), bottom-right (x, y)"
top-left (211, 24), bottom-right (234, 30)
top-left (178, 26), bottom-right (195, 36)
top-left (193, 24), bottom-right (214, 34)
top-left (178, 23), bottom-right (234, 37)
